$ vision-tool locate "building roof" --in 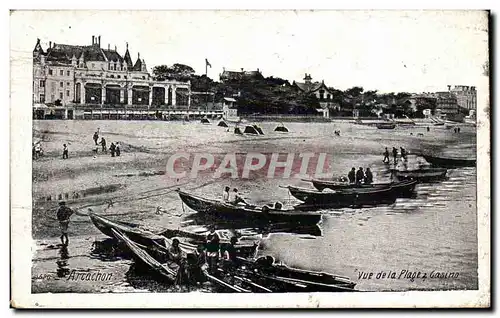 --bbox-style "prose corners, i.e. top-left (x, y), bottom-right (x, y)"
top-left (133, 55), bottom-right (143, 71)
top-left (123, 47), bottom-right (133, 68)
top-left (45, 43), bottom-right (107, 63)
top-left (293, 80), bottom-right (333, 94)
top-left (102, 49), bottom-right (124, 63)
